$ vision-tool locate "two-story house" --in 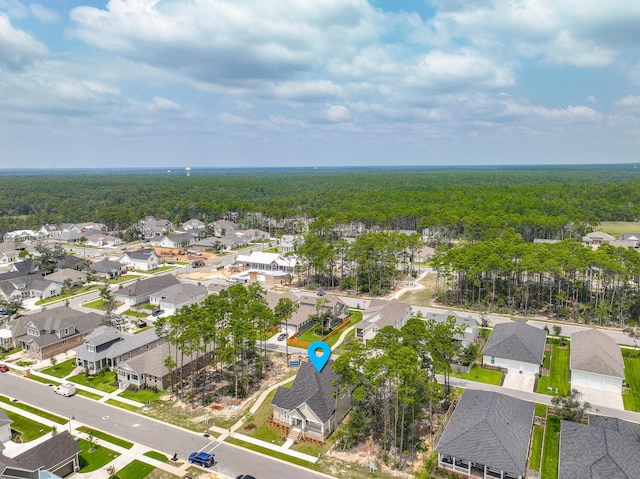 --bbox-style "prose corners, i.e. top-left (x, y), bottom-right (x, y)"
top-left (119, 248), bottom-right (160, 271)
